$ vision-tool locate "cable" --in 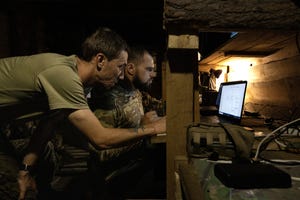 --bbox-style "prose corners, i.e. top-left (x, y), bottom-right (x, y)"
top-left (261, 158), bottom-right (300, 166)
top-left (268, 159), bottom-right (300, 164)
top-left (254, 118), bottom-right (300, 161)
top-left (274, 139), bottom-right (287, 149)
top-left (292, 176), bottom-right (300, 182)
